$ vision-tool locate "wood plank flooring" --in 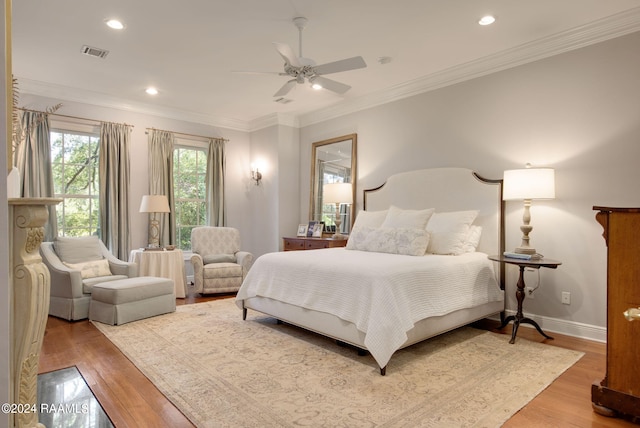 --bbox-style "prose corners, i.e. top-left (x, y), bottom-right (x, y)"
top-left (39, 295), bottom-right (638, 427)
